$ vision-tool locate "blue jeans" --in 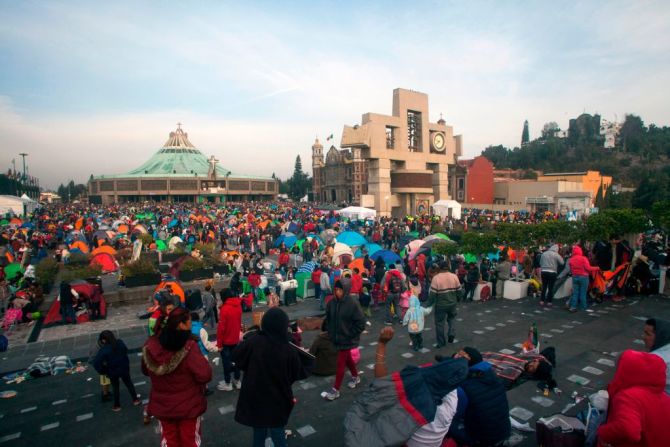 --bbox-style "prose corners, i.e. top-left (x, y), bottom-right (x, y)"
top-left (220, 345), bottom-right (240, 384)
top-left (253, 427), bottom-right (286, 447)
top-left (569, 275), bottom-right (589, 310)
